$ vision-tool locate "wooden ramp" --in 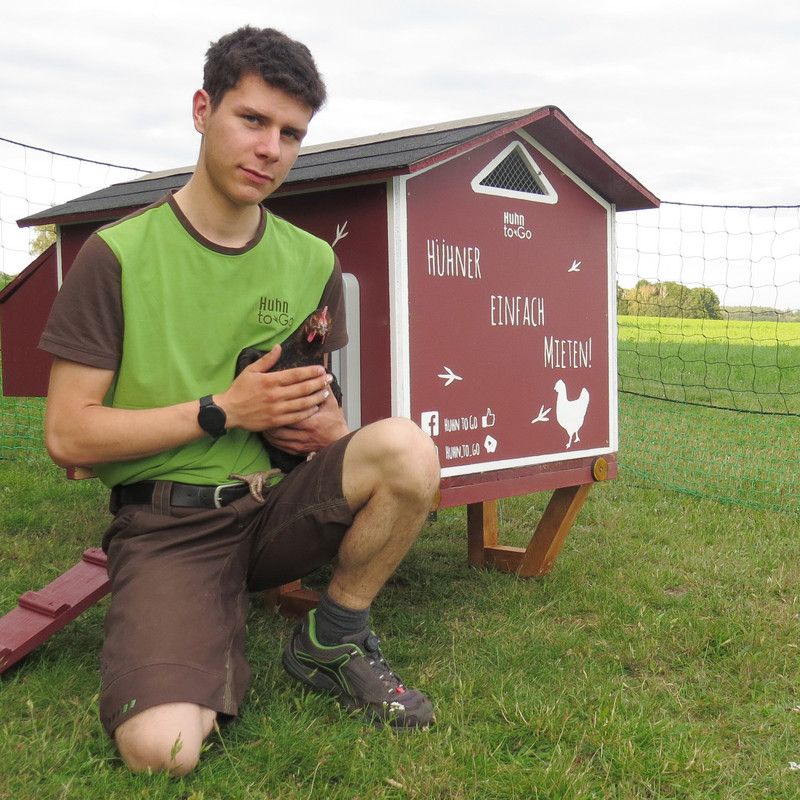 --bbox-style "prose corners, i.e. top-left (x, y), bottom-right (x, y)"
top-left (0, 548), bottom-right (110, 674)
